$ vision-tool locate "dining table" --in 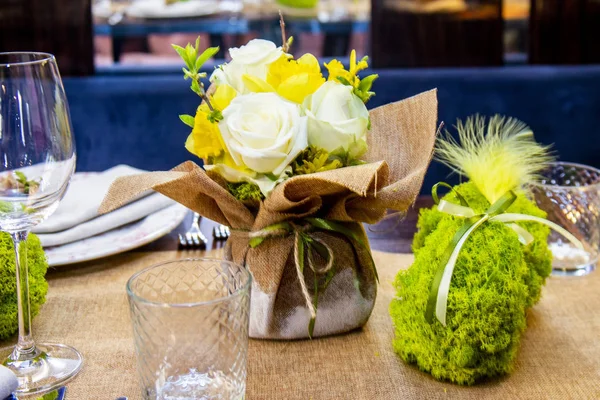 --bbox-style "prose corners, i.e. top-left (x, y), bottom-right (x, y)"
top-left (3, 196), bottom-right (599, 399)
